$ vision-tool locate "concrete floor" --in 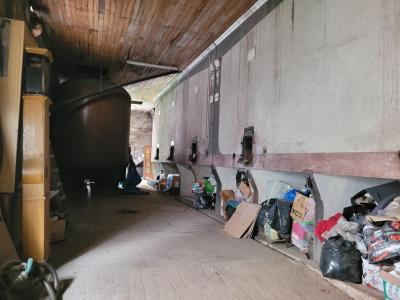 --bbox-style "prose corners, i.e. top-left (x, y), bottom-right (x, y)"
top-left (50, 190), bottom-right (350, 300)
